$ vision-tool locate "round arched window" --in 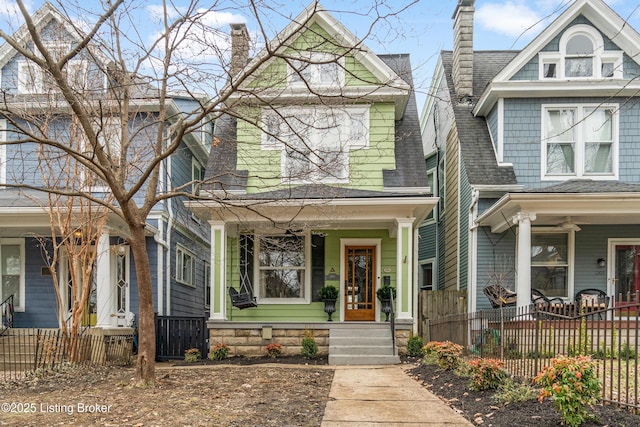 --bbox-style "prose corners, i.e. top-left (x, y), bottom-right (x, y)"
top-left (565, 34), bottom-right (594, 77)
